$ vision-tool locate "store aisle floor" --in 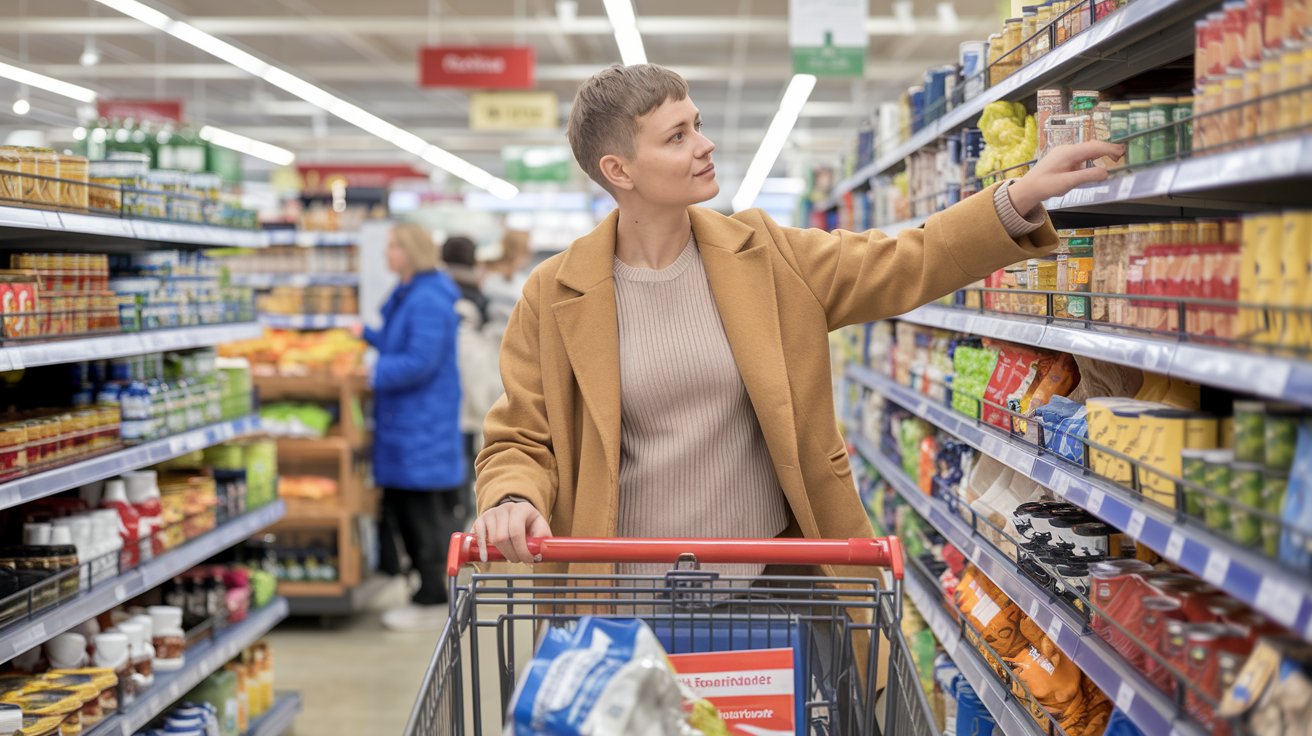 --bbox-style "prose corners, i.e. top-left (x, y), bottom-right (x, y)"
top-left (268, 578), bottom-right (445, 735)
